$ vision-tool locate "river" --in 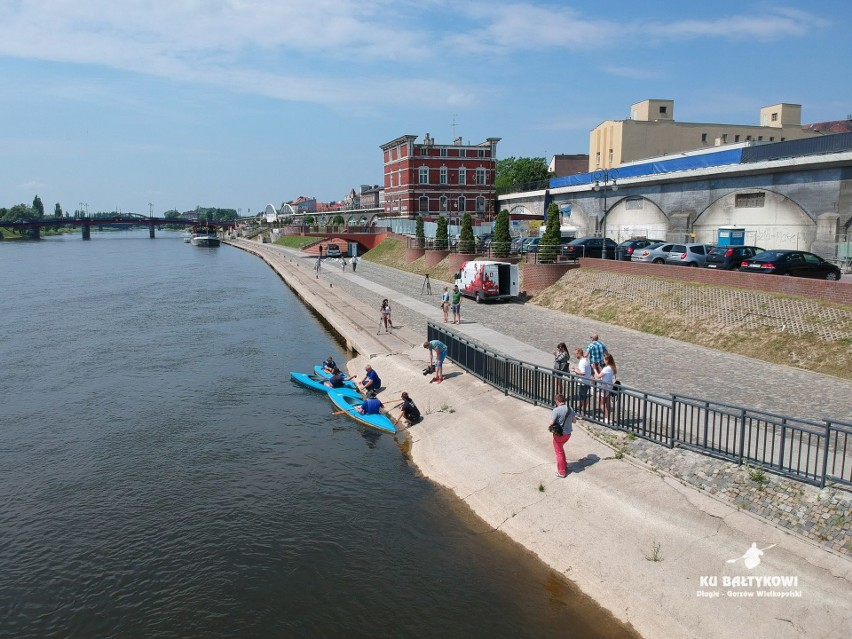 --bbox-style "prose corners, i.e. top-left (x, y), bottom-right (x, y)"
top-left (0, 229), bottom-right (636, 638)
